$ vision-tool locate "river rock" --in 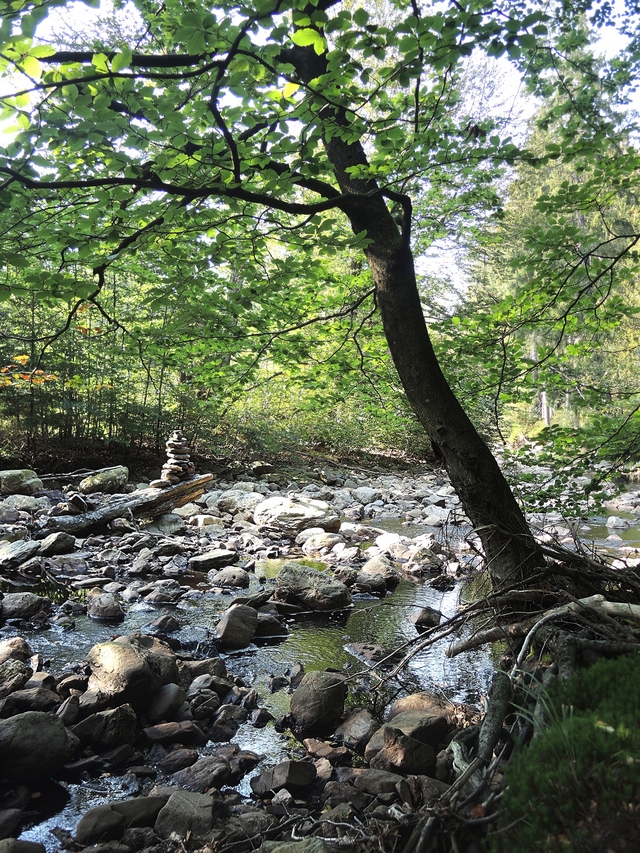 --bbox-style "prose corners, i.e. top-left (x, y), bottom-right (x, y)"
top-left (146, 683), bottom-right (186, 724)
top-left (75, 805), bottom-right (126, 845)
top-left (411, 606), bottom-right (443, 630)
top-left (254, 613), bottom-right (288, 639)
top-left (71, 704), bottom-right (137, 748)
top-left (216, 604), bottom-right (258, 650)
top-left (353, 768), bottom-right (405, 795)
top-left (257, 841), bottom-right (332, 853)
top-left (352, 487), bottom-right (382, 504)
top-left (364, 711), bottom-right (449, 762)
top-left (87, 634), bottom-right (179, 708)
top-left (211, 566), bottom-right (250, 588)
top-left (0, 470), bottom-right (43, 496)
top-left (289, 671), bottom-right (347, 735)
top-left (144, 513), bottom-right (185, 536)
top-left (335, 709), bottom-right (380, 752)
top-left (250, 759), bottom-right (317, 796)
top-left (0, 542), bottom-right (41, 571)
top-left (359, 554), bottom-right (401, 586)
top-left (143, 720), bottom-right (208, 745)
top-left (370, 725), bottom-right (436, 775)
top-left (78, 466), bottom-right (129, 494)
top-left (274, 563), bottom-right (351, 611)
top-left (154, 790), bottom-right (218, 841)
top-left (216, 490), bottom-right (265, 515)
top-left (388, 692), bottom-right (456, 722)
top-left (301, 533), bottom-right (344, 555)
top-left (190, 549), bottom-right (239, 570)
top-left (0, 660), bottom-right (31, 700)
top-left (0, 842), bottom-right (46, 853)
top-left (86, 591), bottom-right (125, 622)
top-left (0, 592), bottom-right (51, 621)
top-left (171, 755), bottom-right (231, 792)
top-left (0, 711), bottom-right (72, 781)
top-left (254, 496), bottom-right (340, 533)
top-left (37, 532), bottom-right (76, 556)
top-left (0, 638), bottom-right (32, 665)
top-left (0, 687), bottom-right (60, 717)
